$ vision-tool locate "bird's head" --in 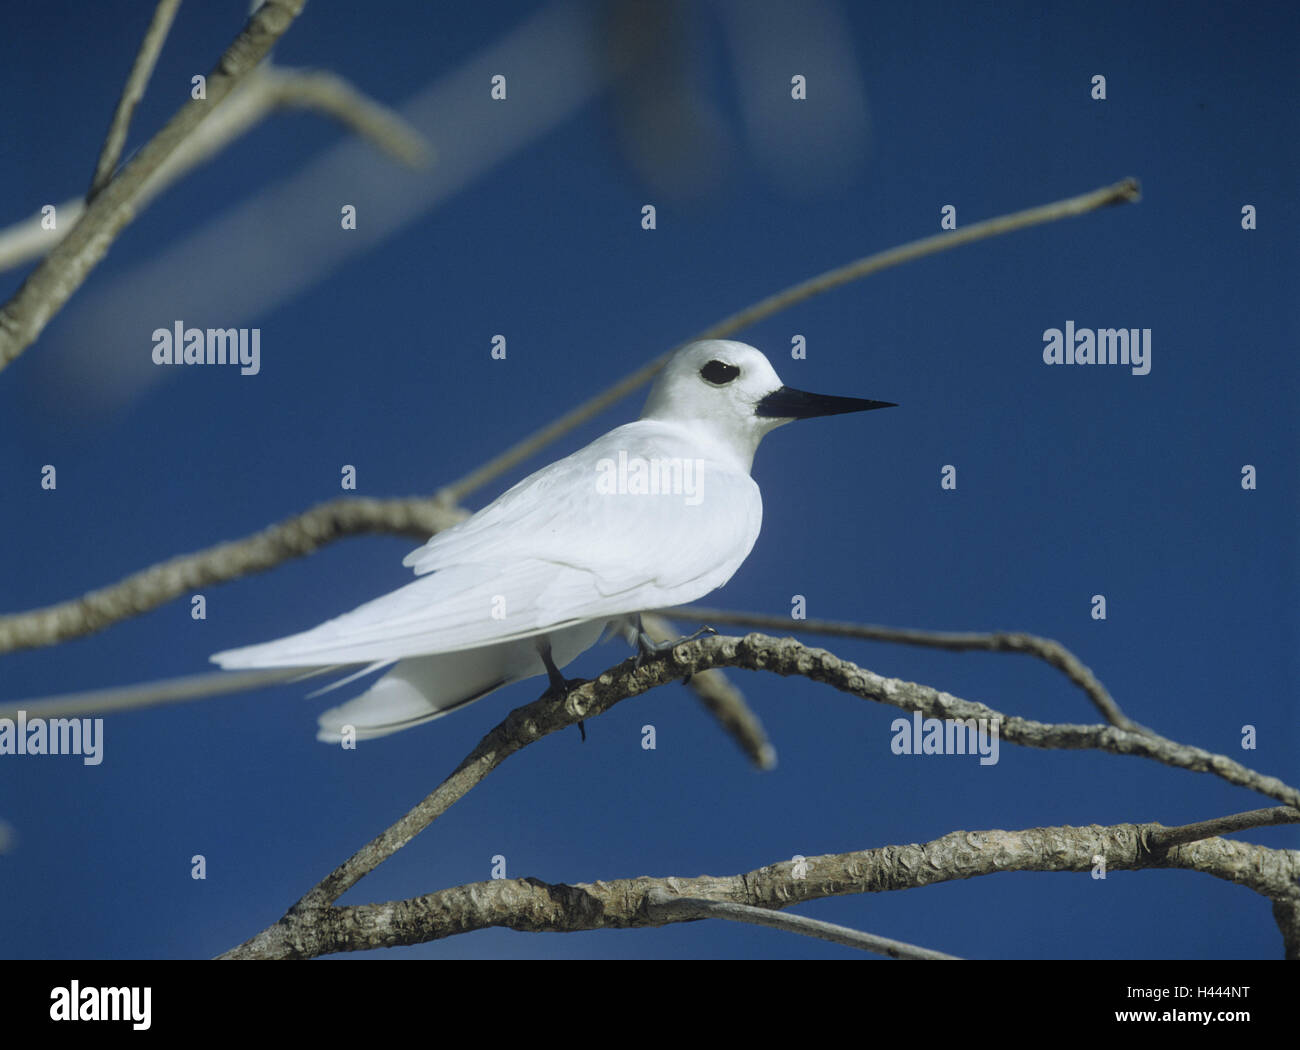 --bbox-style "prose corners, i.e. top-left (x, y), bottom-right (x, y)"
top-left (640, 339), bottom-right (895, 468)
